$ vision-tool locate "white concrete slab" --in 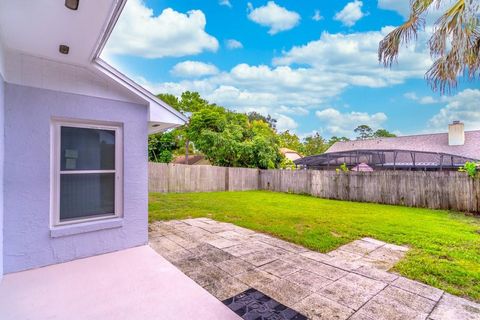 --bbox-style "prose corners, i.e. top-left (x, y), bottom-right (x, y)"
top-left (0, 246), bottom-right (240, 320)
